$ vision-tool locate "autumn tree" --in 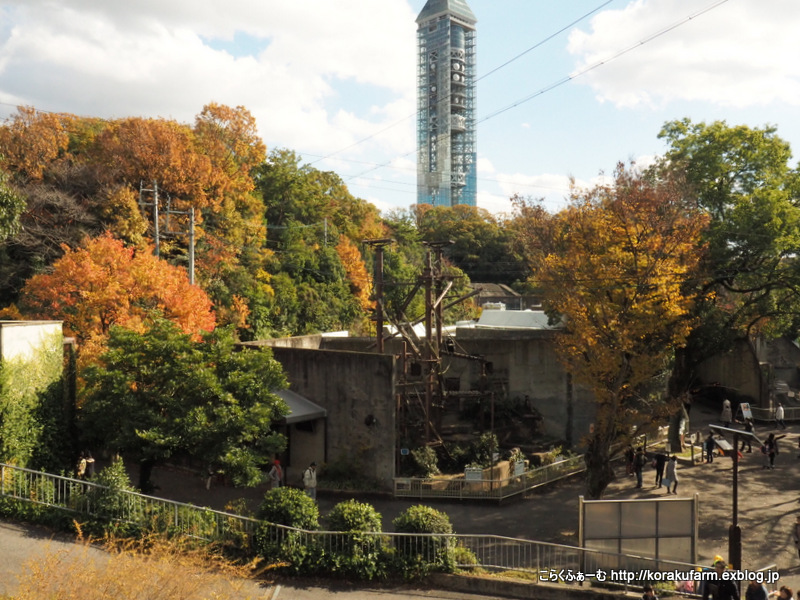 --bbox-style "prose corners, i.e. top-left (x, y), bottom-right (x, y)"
top-left (518, 164), bottom-right (708, 498)
top-left (18, 232), bottom-right (215, 362)
top-left (81, 320), bottom-right (288, 490)
top-left (0, 106), bottom-right (69, 180)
